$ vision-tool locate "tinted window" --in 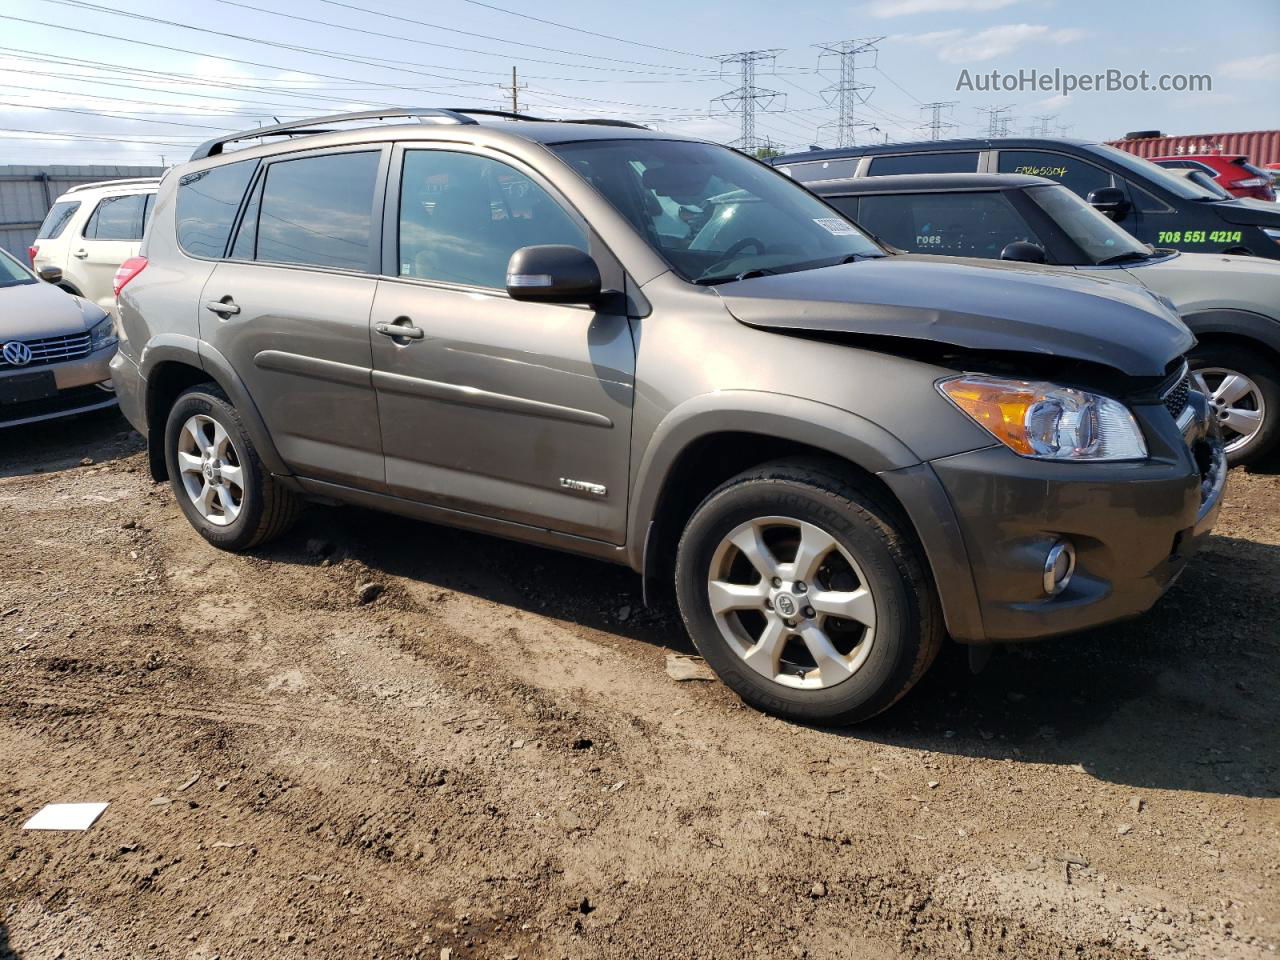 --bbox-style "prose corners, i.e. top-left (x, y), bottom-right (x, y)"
top-left (554, 139), bottom-right (882, 284)
top-left (1090, 144), bottom-right (1213, 200)
top-left (0, 247), bottom-right (35, 286)
top-left (996, 150), bottom-right (1112, 198)
top-left (177, 160), bottom-right (257, 258)
top-left (782, 158), bottom-right (859, 183)
top-left (867, 152), bottom-right (980, 176)
top-left (856, 191), bottom-right (1042, 258)
top-left (229, 175), bottom-right (263, 261)
top-left (256, 152), bottom-right (379, 271)
top-left (37, 200), bottom-right (79, 239)
top-left (399, 151), bottom-right (586, 289)
top-left (84, 193), bottom-right (148, 241)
